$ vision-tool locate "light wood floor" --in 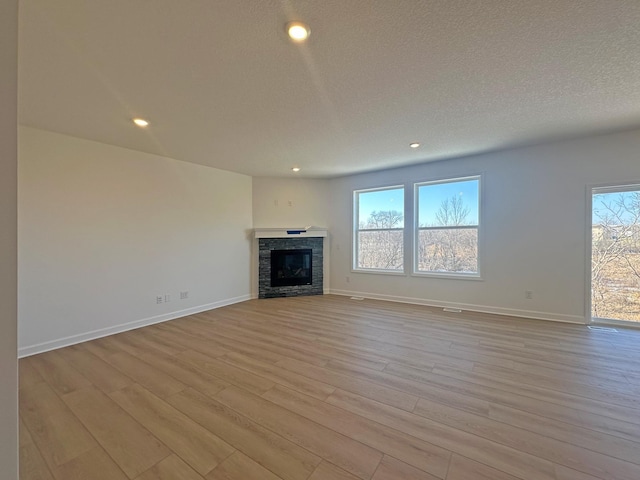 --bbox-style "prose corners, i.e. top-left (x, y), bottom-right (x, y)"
top-left (19, 295), bottom-right (640, 480)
